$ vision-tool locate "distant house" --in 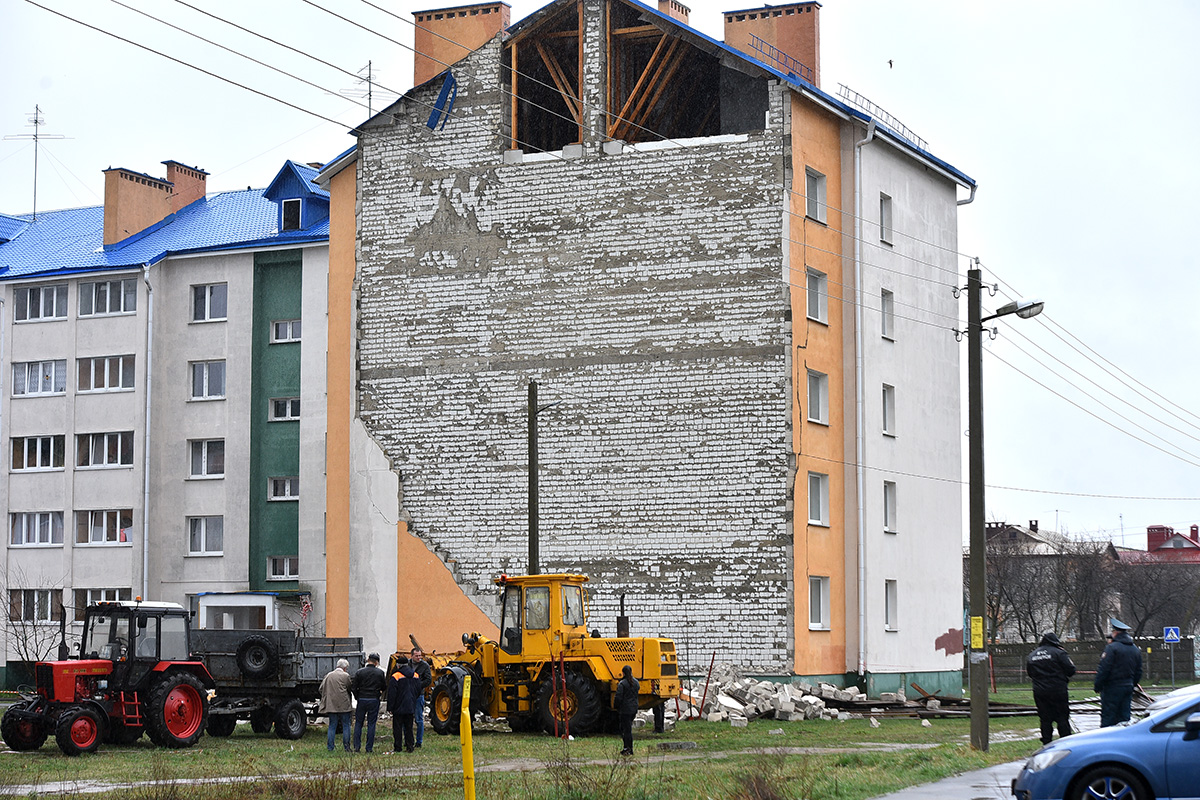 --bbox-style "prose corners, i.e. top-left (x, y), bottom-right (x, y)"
top-left (0, 159), bottom-right (330, 684)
